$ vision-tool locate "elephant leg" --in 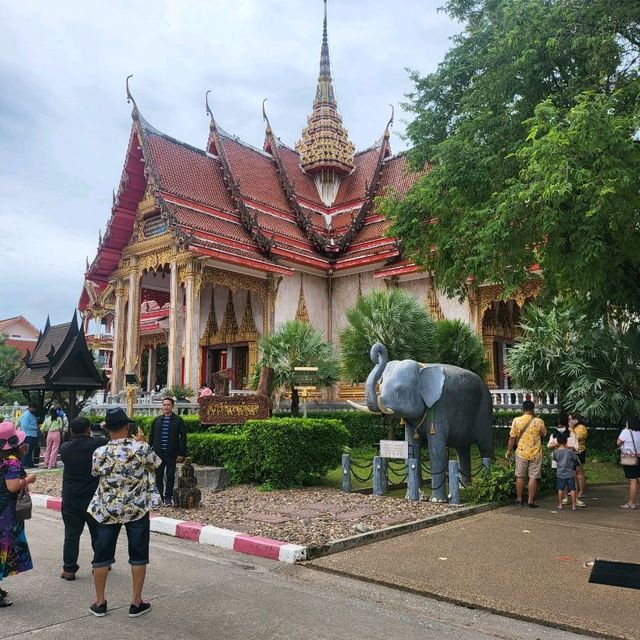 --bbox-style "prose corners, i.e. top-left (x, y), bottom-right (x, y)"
top-left (456, 446), bottom-right (472, 488)
top-left (426, 425), bottom-right (447, 502)
top-left (405, 420), bottom-right (422, 500)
